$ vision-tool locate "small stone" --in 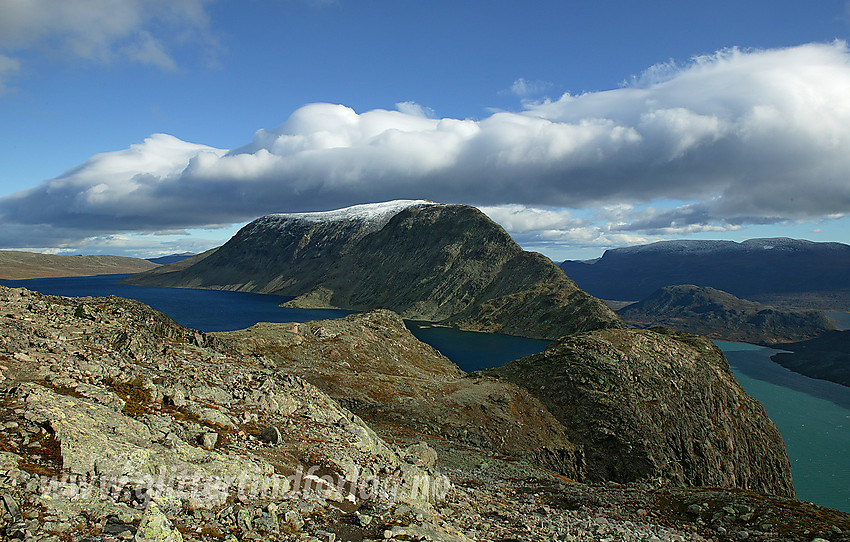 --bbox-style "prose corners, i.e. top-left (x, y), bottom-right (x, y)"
top-left (2, 493), bottom-right (21, 519)
top-left (199, 432), bottom-right (218, 449)
top-left (260, 426), bottom-right (282, 445)
top-left (236, 507), bottom-right (253, 532)
top-left (284, 510), bottom-right (304, 531)
top-left (688, 504), bottom-right (702, 515)
top-left (358, 514), bottom-right (373, 527)
top-left (833, 526), bottom-right (843, 534)
top-left (737, 530), bottom-right (750, 539)
top-left (402, 442), bottom-right (438, 468)
top-left (384, 530), bottom-right (393, 539)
